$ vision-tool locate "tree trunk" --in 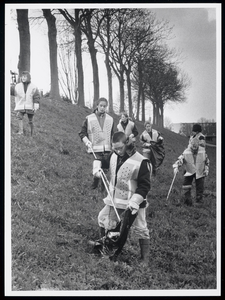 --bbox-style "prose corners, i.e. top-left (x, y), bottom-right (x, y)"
top-left (136, 85), bottom-right (141, 121)
top-left (105, 14), bottom-right (113, 113)
top-left (105, 55), bottom-right (113, 113)
top-left (42, 9), bottom-right (61, 100)
top-left (126, 69), bottom-right (132, 117)
top-left (16, 9), bottom-right (30, 79)
top-left (141, 88), bottom-right (145, 122)
top-left (119, 75), bottom-right (125, 112)
top-left (88, 38), bottom-right (99, 108)
top-left (74, 9), bottom-right (85, 106)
